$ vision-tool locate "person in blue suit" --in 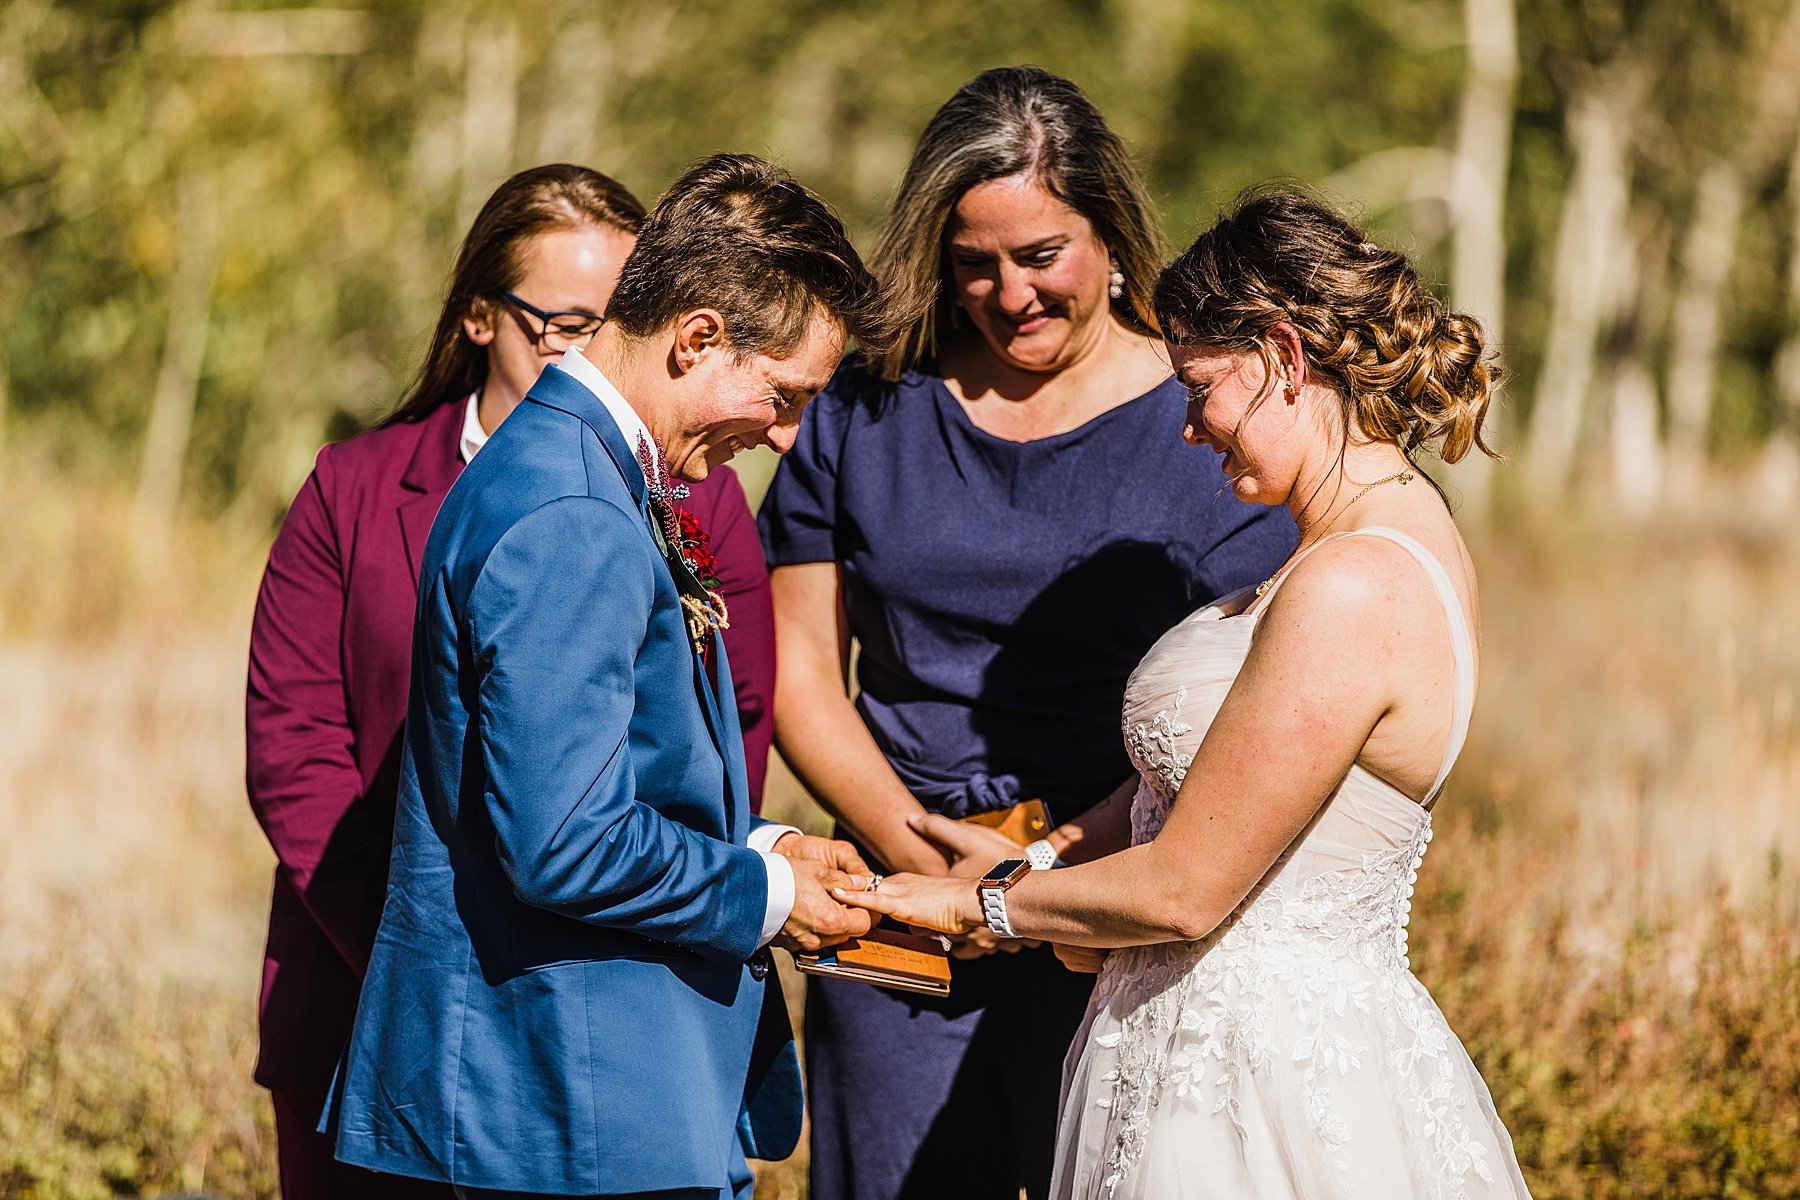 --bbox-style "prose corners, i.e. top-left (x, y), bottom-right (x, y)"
top-left (327, 153), bottom-right (895, 1200)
